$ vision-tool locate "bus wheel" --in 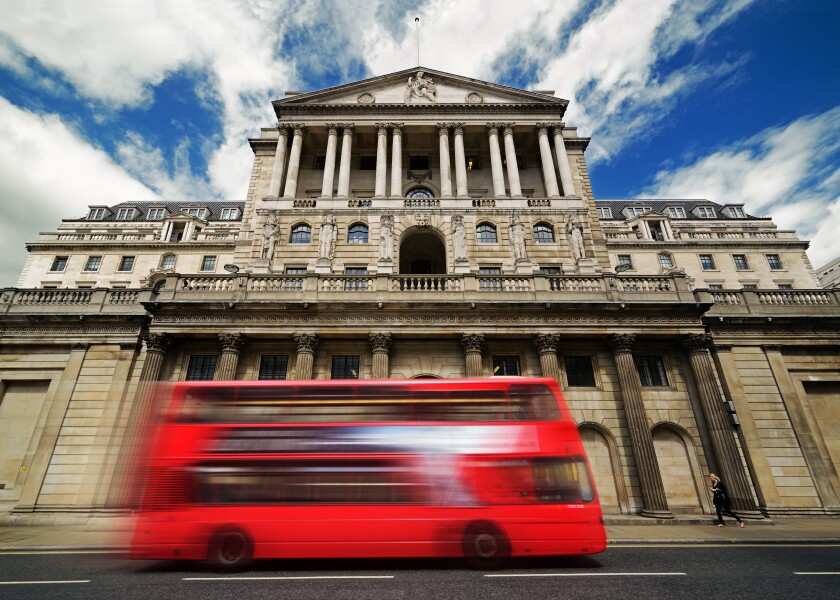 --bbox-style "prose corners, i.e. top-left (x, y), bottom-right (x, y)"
top-left (462, 521), bottom-right (510, 570)
top-left (208, 526), bottom-right (253, 571)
